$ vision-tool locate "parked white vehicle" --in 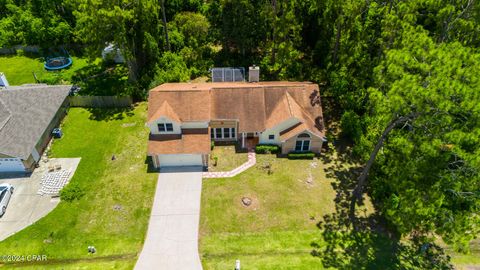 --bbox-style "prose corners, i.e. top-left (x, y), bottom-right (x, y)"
top-left (0, 183), bottom-right (14, 217)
